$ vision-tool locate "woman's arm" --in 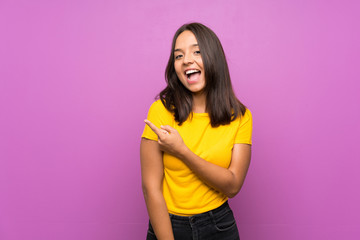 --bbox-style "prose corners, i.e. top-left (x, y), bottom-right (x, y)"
top-left (144, 120), bottom-right (251, 198)
top-left (178, 143), bottom-right (251, 198)
top-left (140, 138), bottom-right (174, 240)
